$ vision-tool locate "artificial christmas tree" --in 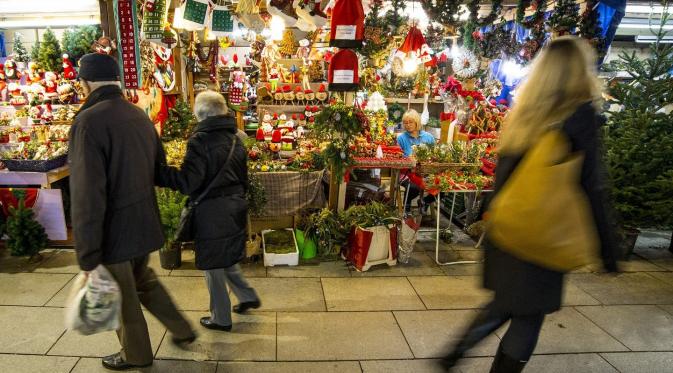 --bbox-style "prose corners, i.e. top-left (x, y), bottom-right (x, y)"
top-left (279, 29), bottom-right (298, 58)
top-left (308, 60), bottom-right (325, 81)
top-left (605, 11), bottom-right (673, 231)
top-left (12, 33), bottom-right (30, 63)
top-left (38, 28), bottom-right (63, 73)
top-left (162, 99), bottom-right (197, 141)
top-left (360, 0), bottom-right (394, 65)
top-left (62, 25), bottom-right (103, 63)
top-left (6, 193), bottom-right (48, 259)
top-left (30, 43), bottom-right (40, 64)
top-left (548, 0), bottom-right (579, 36)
